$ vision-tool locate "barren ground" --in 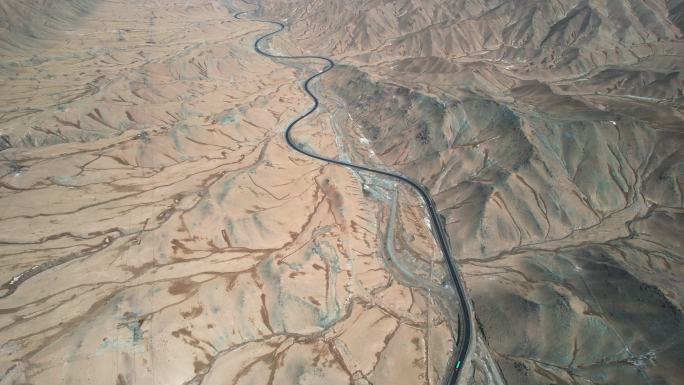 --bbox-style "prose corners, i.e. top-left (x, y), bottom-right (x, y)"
top-left (0, 1), bottom-right (458, 384)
